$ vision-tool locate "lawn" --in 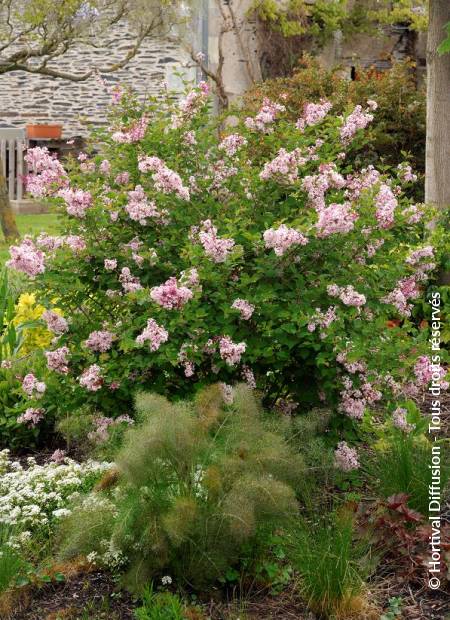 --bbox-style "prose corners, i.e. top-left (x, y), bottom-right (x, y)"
top-left (0, 213), bottom-right (61, 267)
